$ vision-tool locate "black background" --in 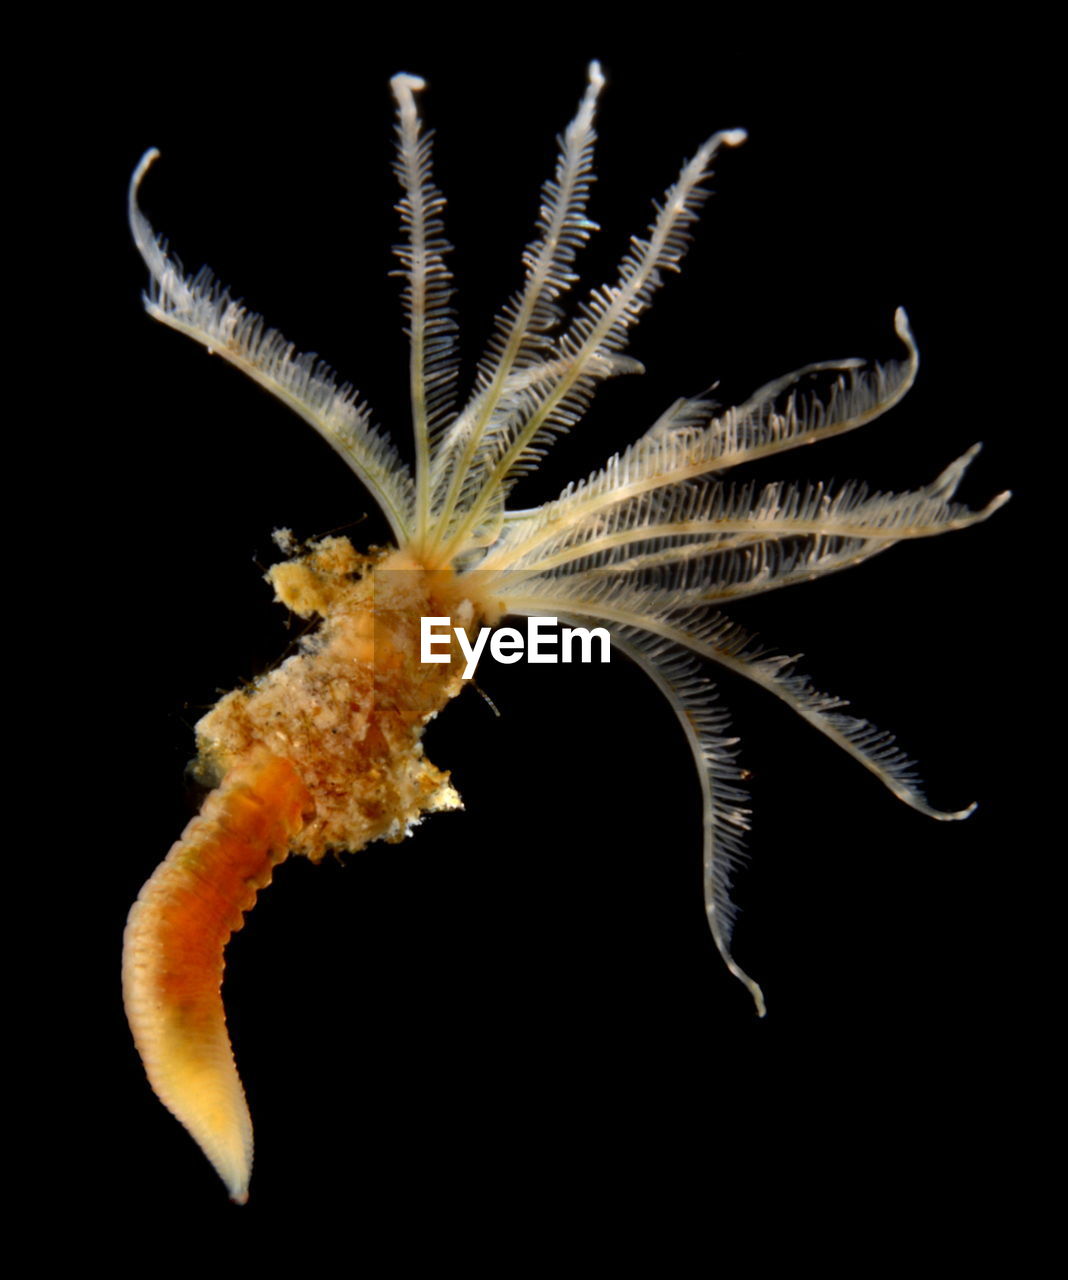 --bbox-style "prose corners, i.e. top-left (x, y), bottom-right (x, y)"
top-left (55, 15), bottom-right (1041, 1252)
